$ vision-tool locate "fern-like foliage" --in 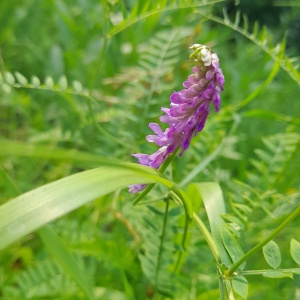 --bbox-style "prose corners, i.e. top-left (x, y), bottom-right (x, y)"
top-left (227, 128), bottom-right (300, 225)
top-left (203, 10), bottom-right (300, 86)
top-left (0, 70), bottom-right (132, 154)
top-left (108, 0), bottom-right (225, 37)
top-left (0, 71), bottom-right (115, 103)
top-left (250, 131), bottom-right (300, 192)
top-left (103, 27), bottom-right (192, 138)
top-left (126, 201), bottom-right (185, 297)
top-left (2, 259), bottom-right (78, 299)
top-left (137, 28), bottom-right (191, 122)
